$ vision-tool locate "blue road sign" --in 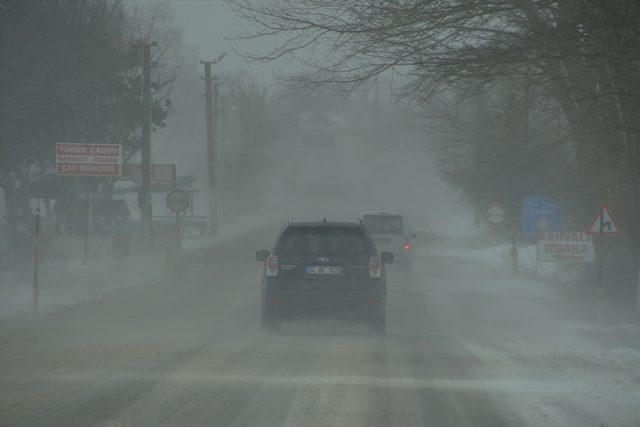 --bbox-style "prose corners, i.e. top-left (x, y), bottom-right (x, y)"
top-left (521, 197), bottom-right (563, 236)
